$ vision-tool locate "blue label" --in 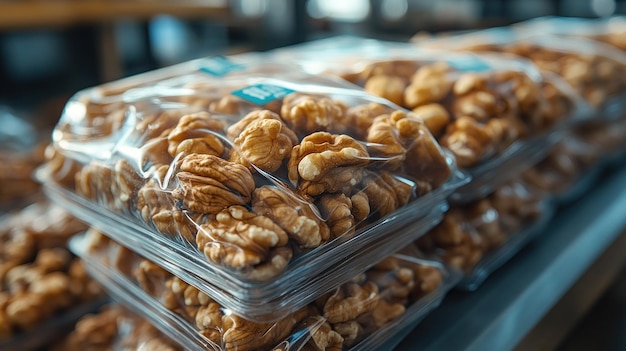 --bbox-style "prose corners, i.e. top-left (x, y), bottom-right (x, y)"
top-left (231, 84), bottom-right (295, 105)
top-left (447, 57), bottom-right (491, 72)
top-left (199, 56), bottom-right (245, 76)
